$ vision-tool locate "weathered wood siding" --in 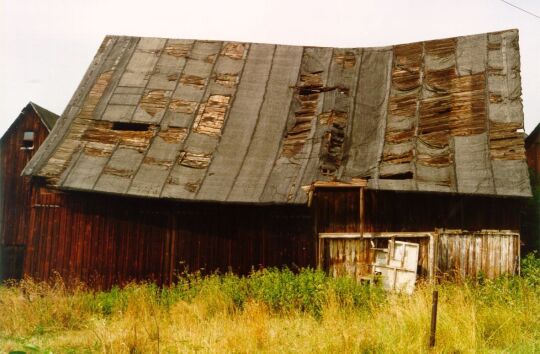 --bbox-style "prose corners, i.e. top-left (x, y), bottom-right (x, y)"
top-left (315, 188), bottom-right (522, 233)
top-left (0, 107), bottom-right (50, 279)
top-left (526, 140), bottom-right (540, 176)
top-left (322, 237), bottom-right (431, 279)
top-left (315, 188), bottom-right (524, 279)
top-left (525, 126), bottom-right (540, 176)
top-left (437, 230), bottom-right (519, 279)
top-left (320, 231), bottom-right (519, 281)
top-left (23, 188), bottom-right (314, 288)
top-left (6, 177), bottom-right (525, 286)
